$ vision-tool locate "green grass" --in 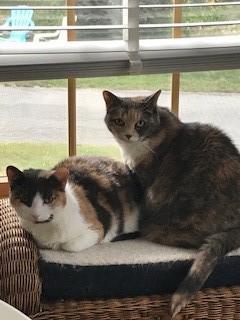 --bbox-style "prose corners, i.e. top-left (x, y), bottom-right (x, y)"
top-left (180, 70), bottom-right (240, 93)
top-left (4, 70), bottom-right (240, 92)
top-left (0, 143), bottom-right (121, 176)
